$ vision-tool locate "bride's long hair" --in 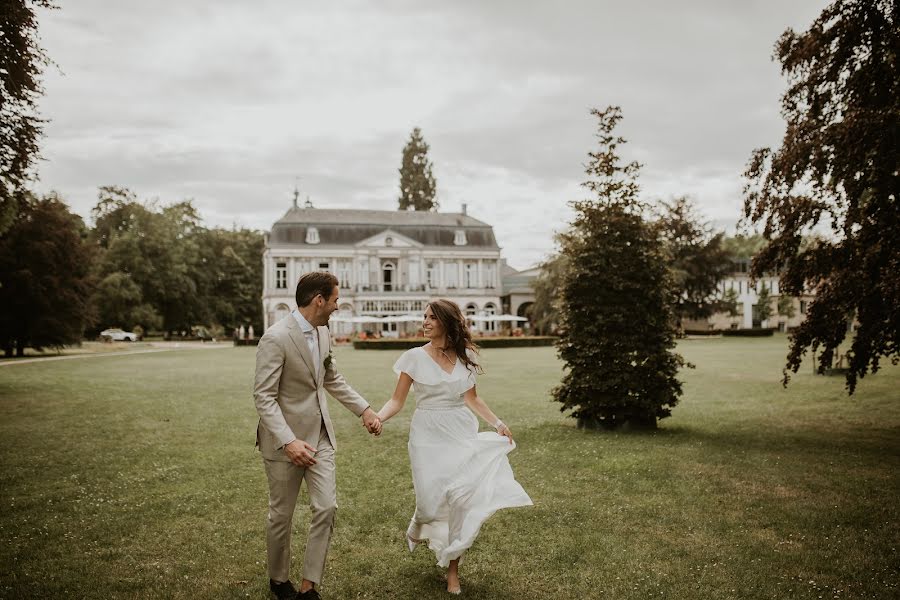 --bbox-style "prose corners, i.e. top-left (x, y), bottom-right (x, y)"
top-left (427, 299), bottom-right (483, 374)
